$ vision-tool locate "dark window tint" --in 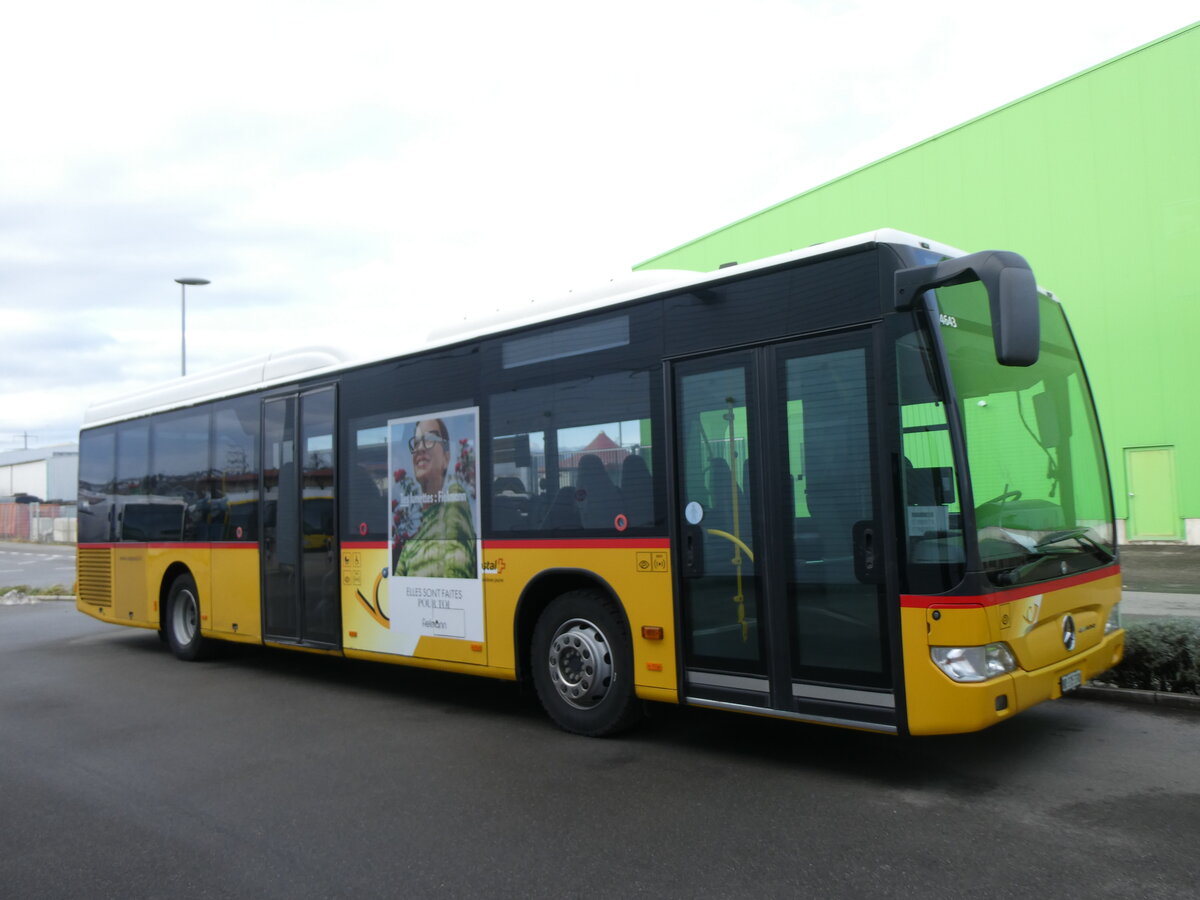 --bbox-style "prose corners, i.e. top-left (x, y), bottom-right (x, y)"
top-left (346, 422), bottom-right (387, 541)
top-left (115, 423), bottom-right (150, 541)
top-left (115, 423), bottom-right (149, 495)
top-left (78, 427), bottom-right (116, 543)
top-left (489, 369), bottom-right (659, 534)
top-left (781, 343), bottom-right (887, 684)
top-left (300, 388), bottom-right (338, 644)
top-left (663, 252), bottom-right (877, 356)
top-left (150, 408), bottom-right (212, 541)
top-left (502, 315), bottom-right (630, 368)
top-left (212, 396), bottom-right (261, 541)
top-left (339, 348), bottom-right (478, 543)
